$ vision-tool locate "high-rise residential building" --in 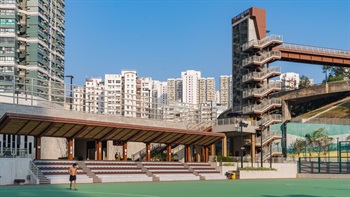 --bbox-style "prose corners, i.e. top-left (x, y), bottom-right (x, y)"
top-left (0, 0), bottom-right (65, 100)
top-left (198, 78), bottom-right (206, 104)
top-left (105, 74), bottom-right (123, 115)
top-left (206, 77), bottom-right (215, 102)
top-left (0, 0), bottom-right (65, 159)
top-left (85, 77), bottom-right (104, 114)
top-left (219, 75), bottom-right (231, 106)
top-left (198, 77), bottom-right (215, 104)
top-left (167, 78), bottom-right (182, 103)
top-left (153, 80), bottom-right (167, 104)
top-left (181, 70), bottom-right (201, 104)
top-left (279, 72), bottom-right (300, 90)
